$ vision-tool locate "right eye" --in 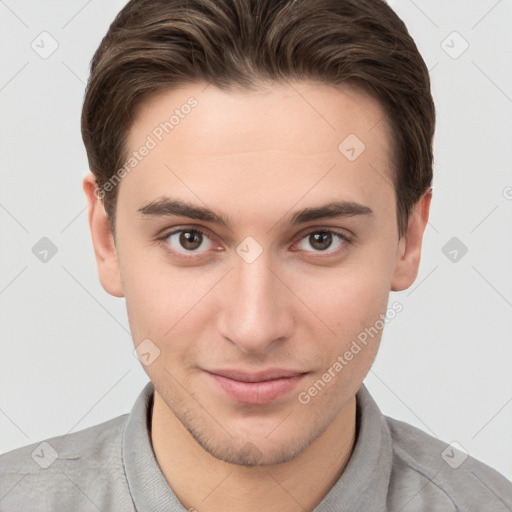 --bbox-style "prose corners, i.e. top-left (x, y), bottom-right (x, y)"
top-left (161, 228), bottom-right (216, 255)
